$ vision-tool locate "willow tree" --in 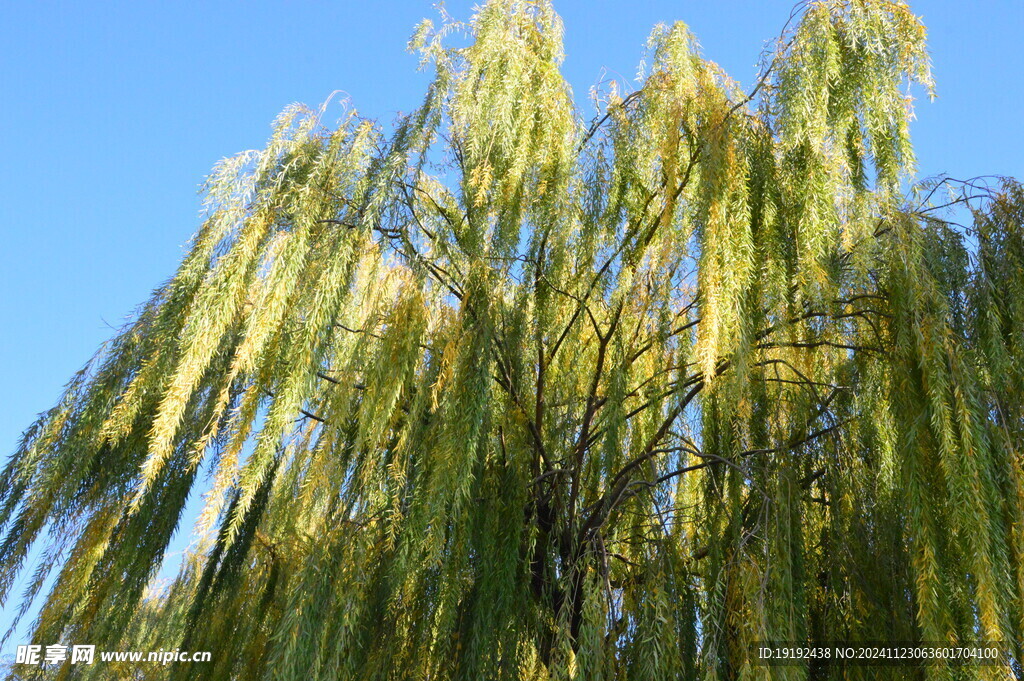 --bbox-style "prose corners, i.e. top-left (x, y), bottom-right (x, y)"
top-left (2, 1), bottom-right (1022, 679)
